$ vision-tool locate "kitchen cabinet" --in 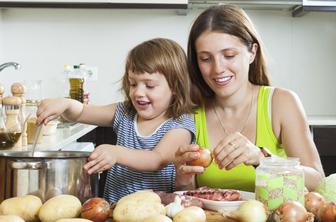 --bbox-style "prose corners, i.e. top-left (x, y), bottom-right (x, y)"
top-left (0, 0), bottom-right (188, 9)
